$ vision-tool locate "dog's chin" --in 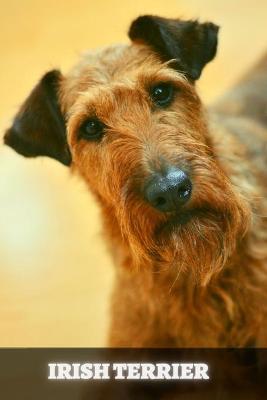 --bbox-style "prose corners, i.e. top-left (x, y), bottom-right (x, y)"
top-left (155, 207), bottom-right (224, 245)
